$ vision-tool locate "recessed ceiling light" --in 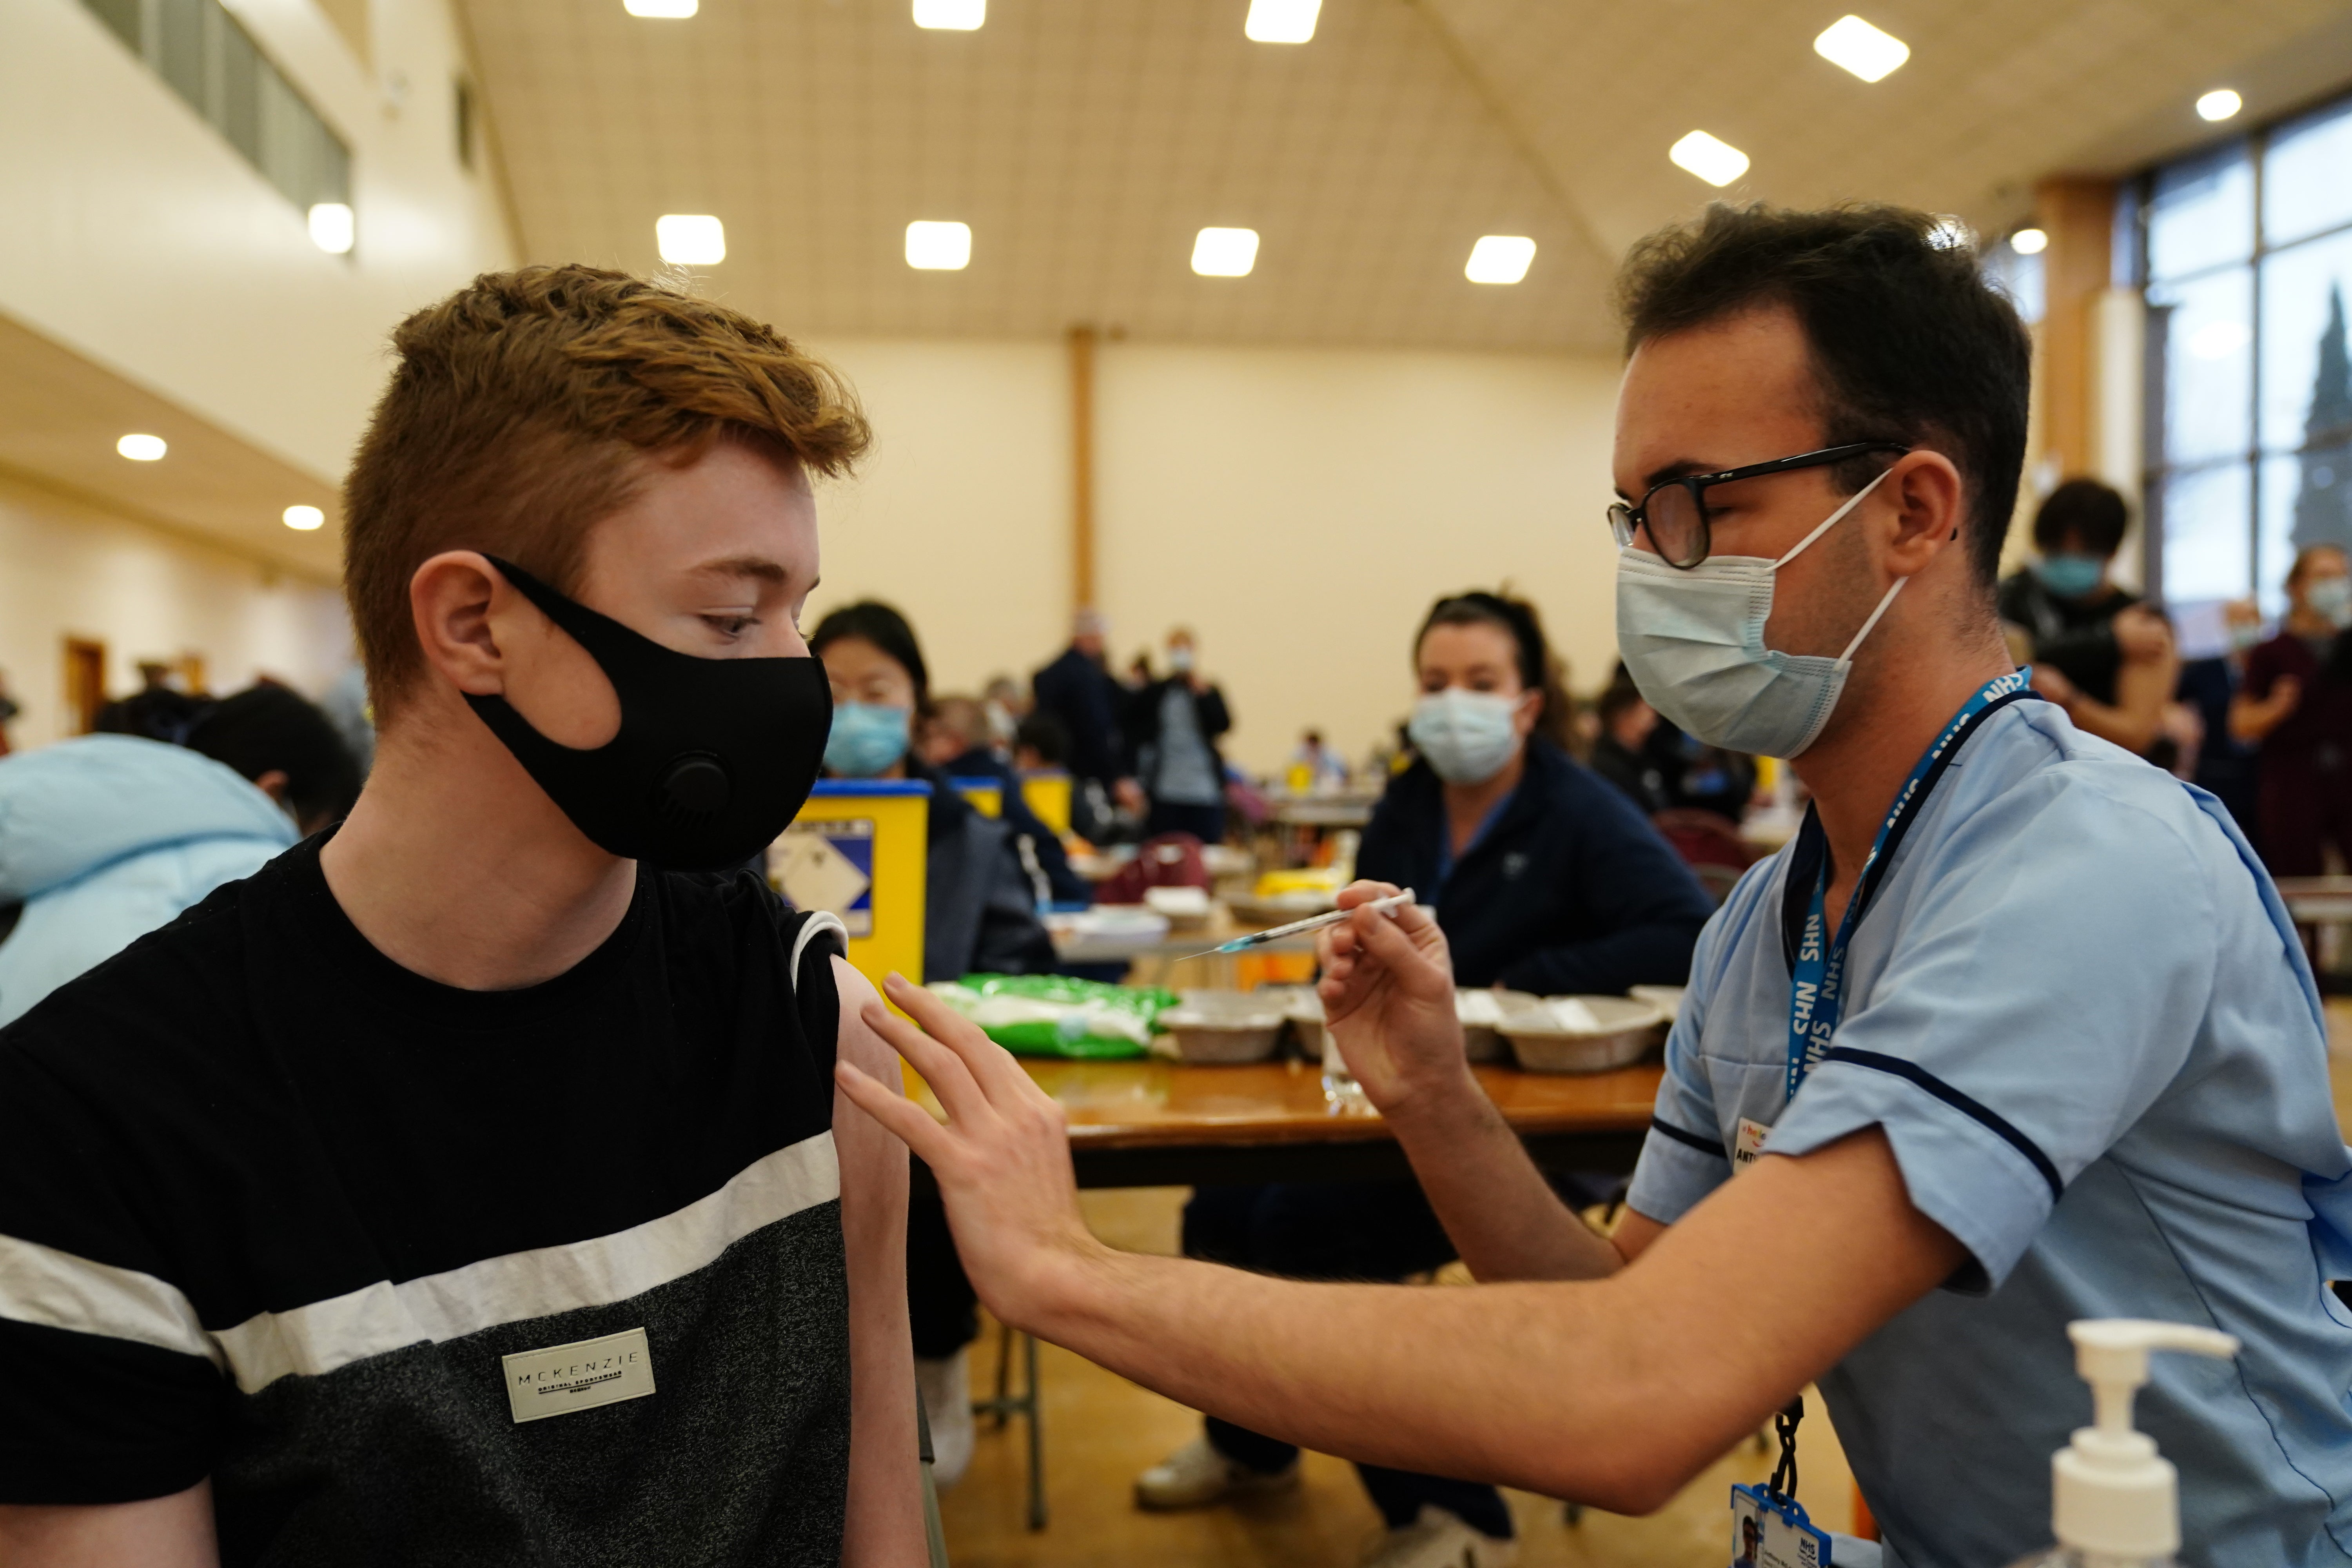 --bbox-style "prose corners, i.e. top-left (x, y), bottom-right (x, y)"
top-left (1812, 15), bottom-right (1908, 83)
top-left (283, 505), bottom-right (326, 532)
top-left (913, 0), bottom-right (984, 29)
top-left (1191, 227), bottom-right (1259, 277)
top-left (1465, 236), bottom-right (1536, 285)
top-left (1669, 131), bottom-right (1749, 187)
top-left (1244, 0), bottom-right (1320, 44)
top-left (307, 203), bottom-right (355, 254)
top-left (116, 433), bottom-right (167, 461)
top-left (2196, 88), bottom-right (2243, 122)
top-left (656, 214), bottom-right (726, 265)
top-left (2010, 227), bottom-right (2048, 256)
top-left (623, 0), bottom-right (696, 15)
top-left (906, 221), bottom-right (972, 270)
